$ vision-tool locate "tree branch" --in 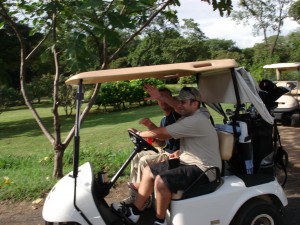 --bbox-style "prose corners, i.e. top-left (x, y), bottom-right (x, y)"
top-left (25, 30), bottom-right (51, 62)
top-left (107, 0), bottom-right (174, 64)
top-left (0, 2), bottom-right (55, 145)
top-left (51, 1), bottom-right (63, 147)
